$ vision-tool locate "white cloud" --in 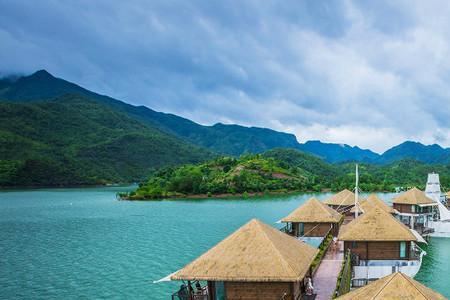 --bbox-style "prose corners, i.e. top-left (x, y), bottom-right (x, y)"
top-left (2, 0), bottom-right (450, 152)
